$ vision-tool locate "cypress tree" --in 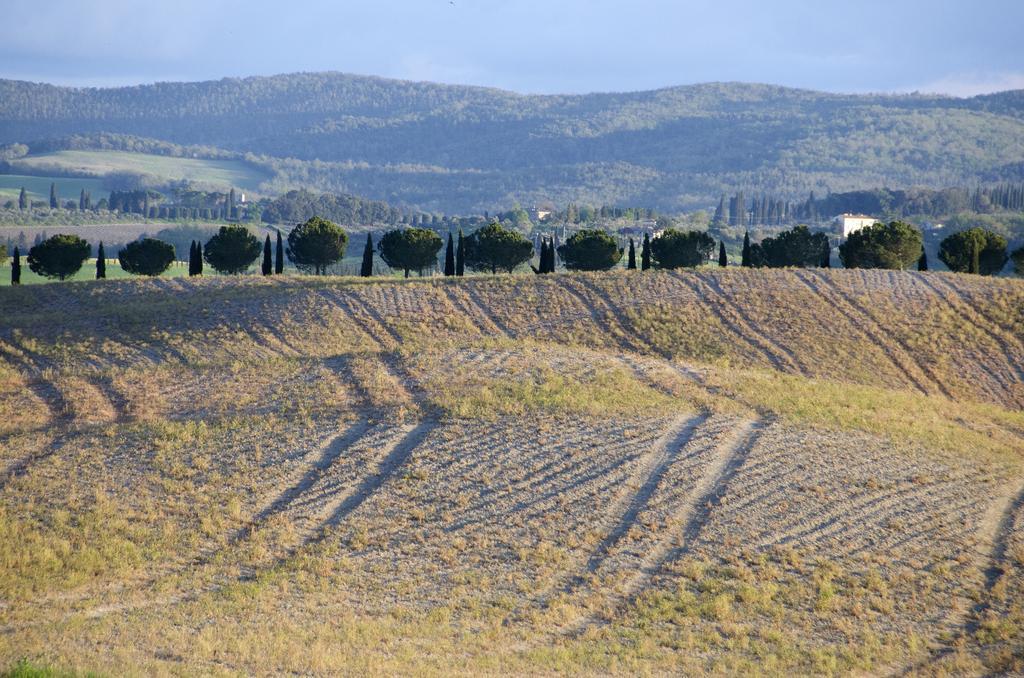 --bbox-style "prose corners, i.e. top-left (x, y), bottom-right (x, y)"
top-left (444, 233), bottom-right (455, 276)
top-left (641, 233), bottom-right (651, 270)
top-left (547, 238), bottom-right (557, 272)
top-left (262, 235), bottom-right (273, 275)
top-left (49, 183), bottom-right (58, 209)
top-left (275, 231), bottom-right (284, 274)
top-left (11, 247), bottom-right (21, 284)
top-left (361, 233), bottom-right (374, 277)
top-left (627, 238), bottom-right (637, 269)
top-left (820, 244), bottom-right (831, 268)
top-left (79, 189), bottom-right (87, 211)
top-left (18, 187), bottom-right (27, 210)
top-left (718, 240), bottom-right (728, 267)
top-left (918, 247), bottom-right (928, 271)
top-left (96, 242), bottom-right (106, 279)
top-left (455, 229), bottom-right (465, 276)
top-left (969, 238), bottom-right (980, 274)
top-left (712, 196), bottom-right (726, 225)
top-left (196, 242), bottom-right (204, 275)
top-left (741, 231), bottom-right (752, 267)
top-left (191, 241), bottom-right (199, 276)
